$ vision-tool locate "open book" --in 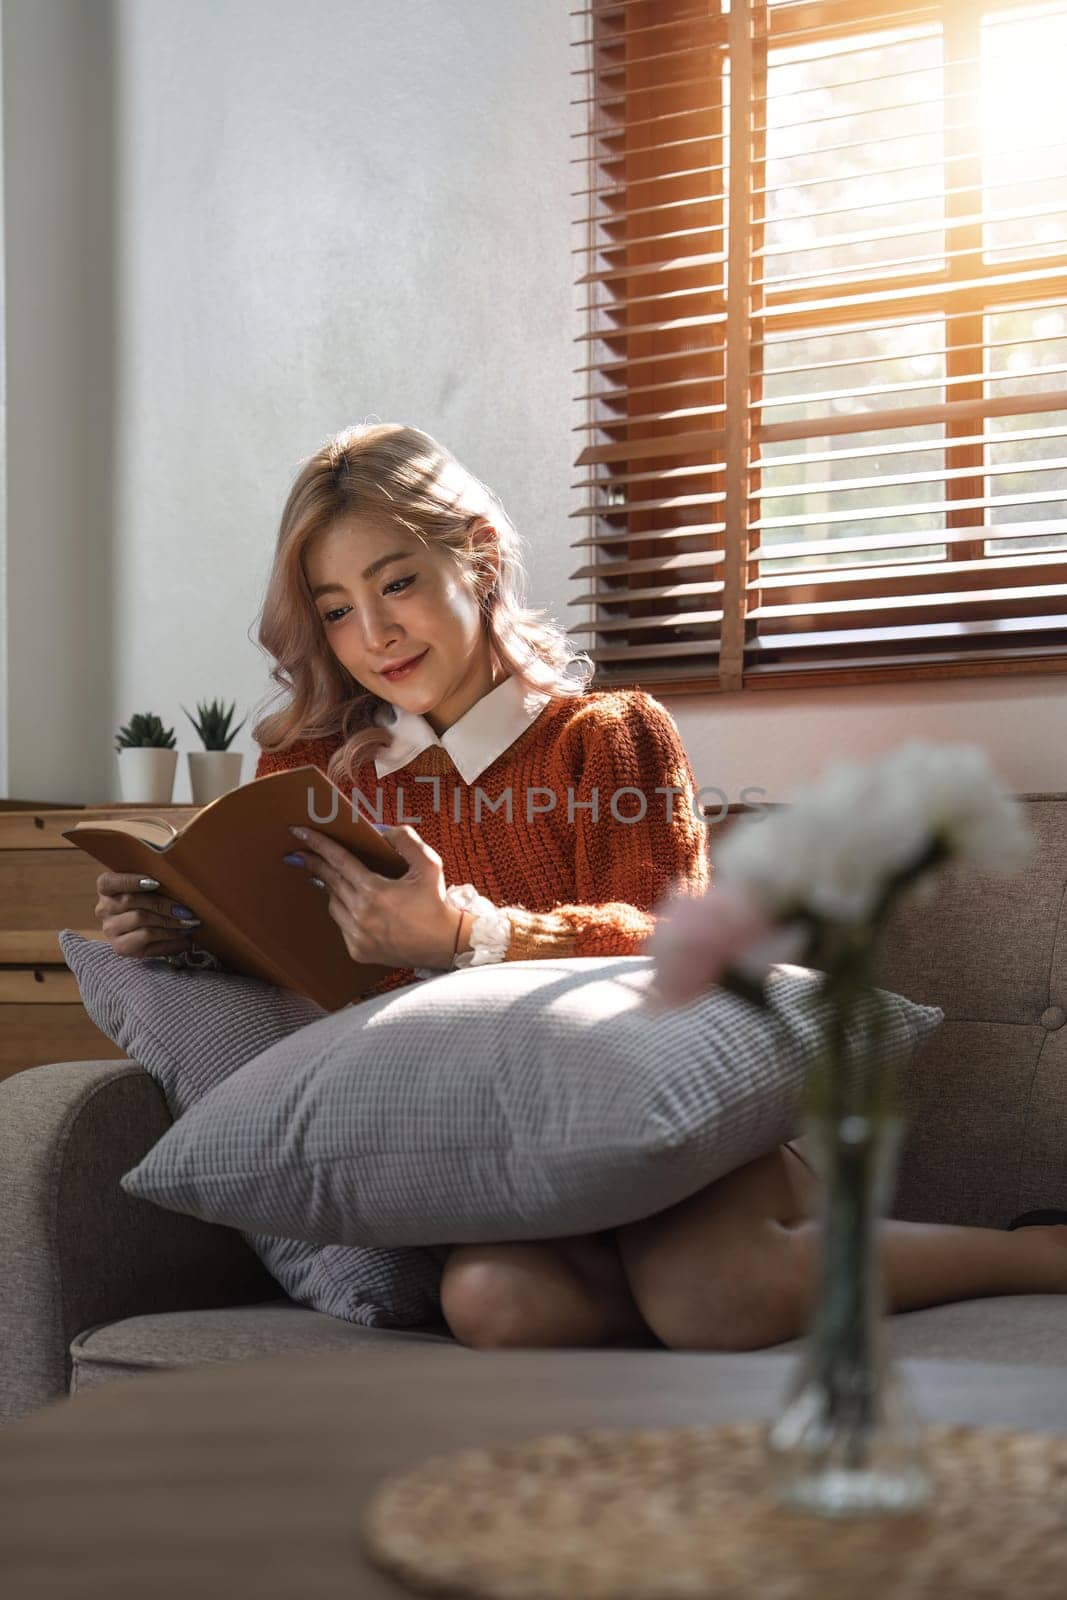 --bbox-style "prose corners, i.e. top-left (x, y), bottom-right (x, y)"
top-left (61, 766), bottom-right (409, 1010)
